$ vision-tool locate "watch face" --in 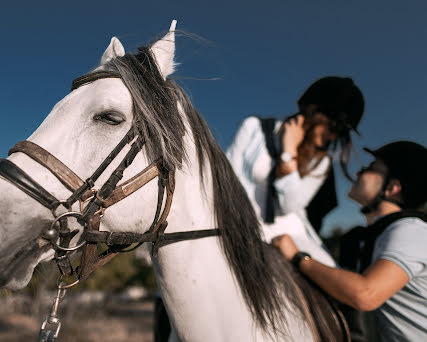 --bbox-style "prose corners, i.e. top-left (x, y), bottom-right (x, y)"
top-left (280, 152), bottom-right (294, 163)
